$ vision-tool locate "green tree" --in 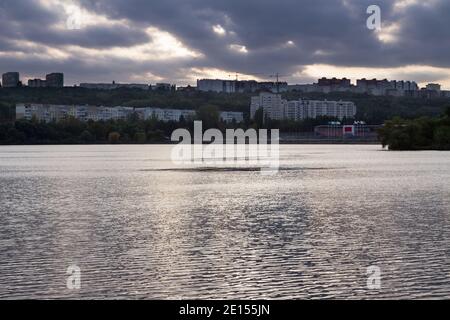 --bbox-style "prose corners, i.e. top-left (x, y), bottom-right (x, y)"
top-left (134, 132), bottom-right (147, 144)
top-left (196, 104), bottom-right (220, 129)
top-left (445, 106), bottom-right (450, 118)
top-left (80, 130), bottom-right (95, 143)
top-left (254, 108), bottom-right (264, 129)
top-left (434, 126), bottom-right (450, 149)
top-left (108, 132), bottom-right (121, 144)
